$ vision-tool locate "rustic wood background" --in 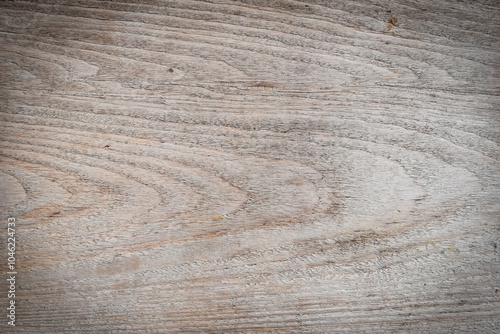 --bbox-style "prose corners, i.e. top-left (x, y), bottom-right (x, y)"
top-left (1, 0), bottom-right (499, 333)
